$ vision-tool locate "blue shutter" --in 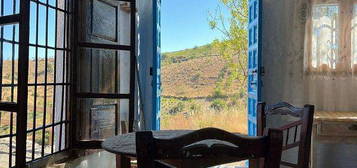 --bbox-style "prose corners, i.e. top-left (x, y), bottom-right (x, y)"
top-left (152, 0), bottom-right (161, 130)
top-left (248, 0), bottom-right (262, 136)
